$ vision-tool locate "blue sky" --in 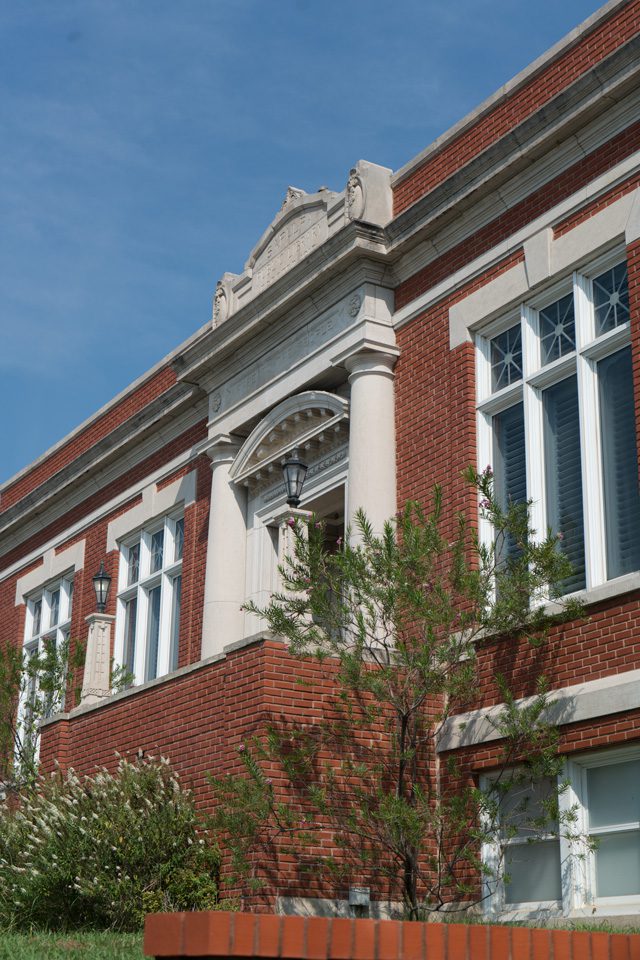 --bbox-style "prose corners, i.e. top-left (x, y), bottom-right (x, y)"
top-left (1, 0), bottom-right (602, 485)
